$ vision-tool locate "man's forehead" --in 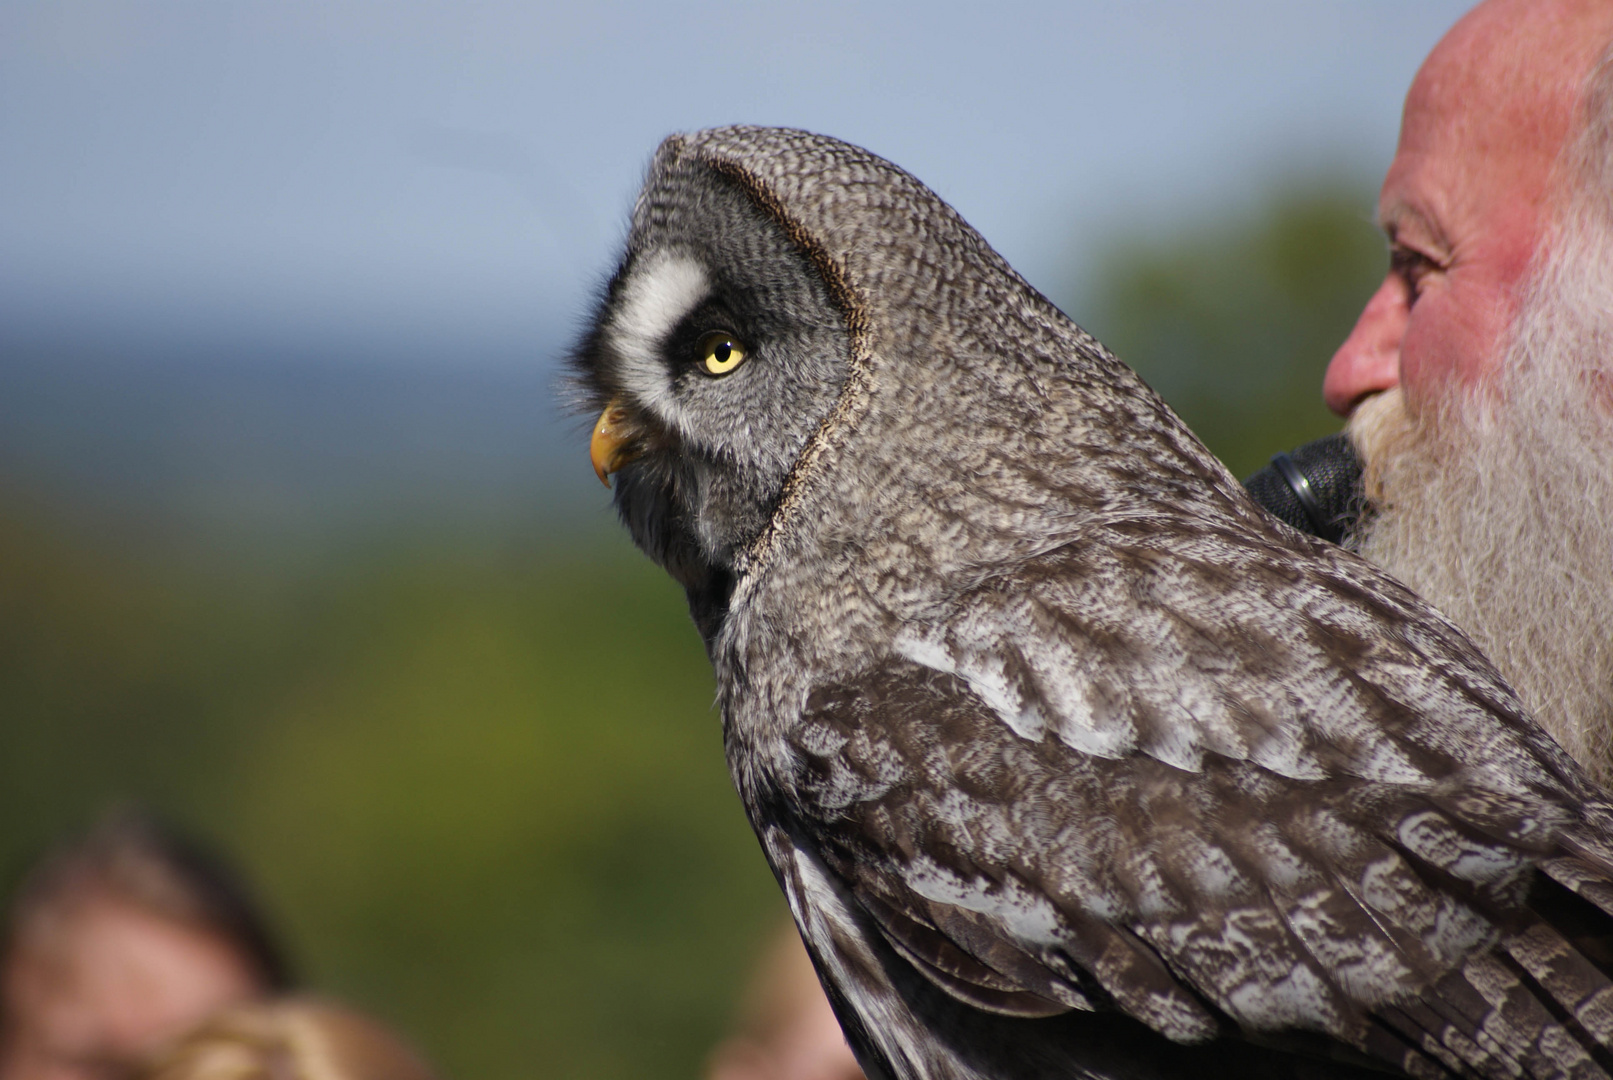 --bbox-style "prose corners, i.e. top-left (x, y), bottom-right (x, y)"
top-left (1409, 6), bottom-right (1586, 142)
top-left (1377, 0), bottom-right (1613, 241)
